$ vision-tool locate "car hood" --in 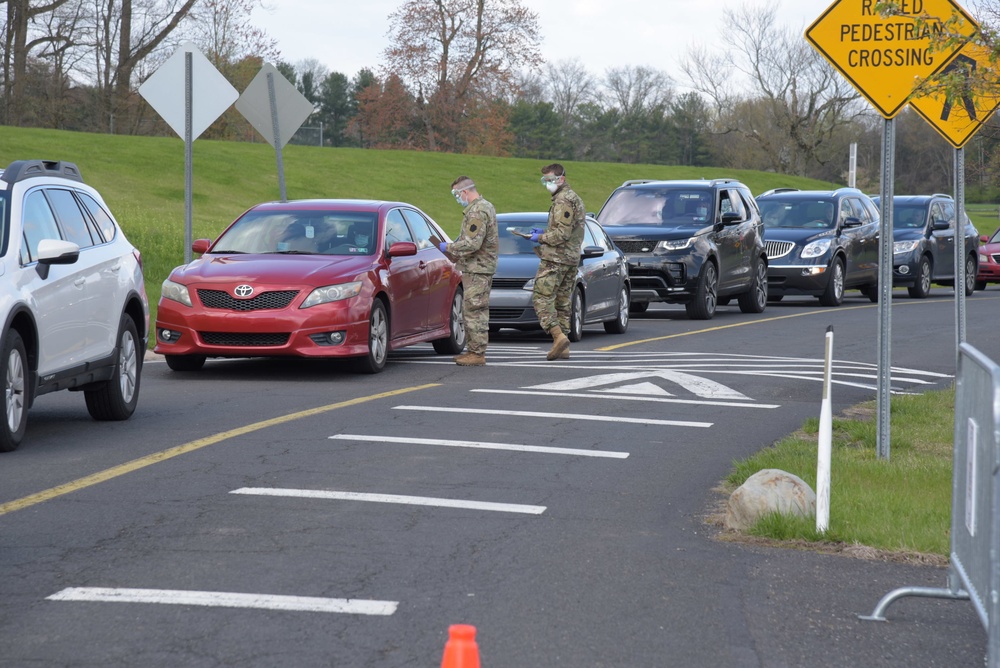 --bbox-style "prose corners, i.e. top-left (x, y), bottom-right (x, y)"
top-left (495, 254), bottom-right (541, 279)
top-left (602, 223), bottom-right (712, 241)
top-left (891, 229), bottom-right (925, 242)
top-left (168, 253), bottom-right (376, 285)
top-left (763, 228), bottom-right (835, 244)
